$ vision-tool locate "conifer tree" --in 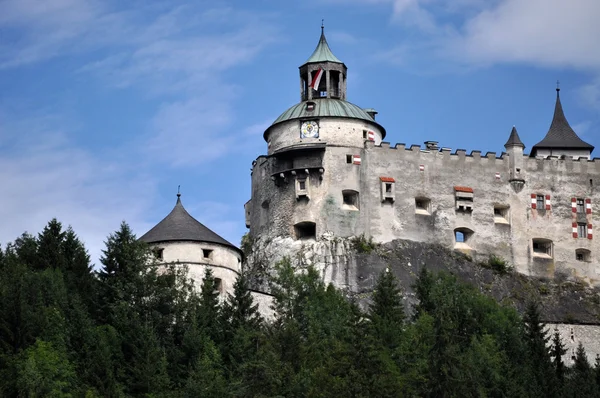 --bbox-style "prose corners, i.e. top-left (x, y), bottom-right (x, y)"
top-left (197, 268), bottom-right (222, 343)
top-left (369, 268), bottom-right (405, 352)
top-left (36, 218), bottom-right (66, 270)
top-left (566, 343), bottom-right (598, 398)
top-left (550, 329), bottom-right (567, 385)
top-left (523, 301), bottom-right (557, 397)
